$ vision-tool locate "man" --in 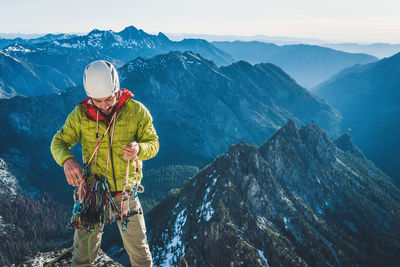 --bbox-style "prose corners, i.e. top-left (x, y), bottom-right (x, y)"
top-left (51, 60), bottom-right (158, 267)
